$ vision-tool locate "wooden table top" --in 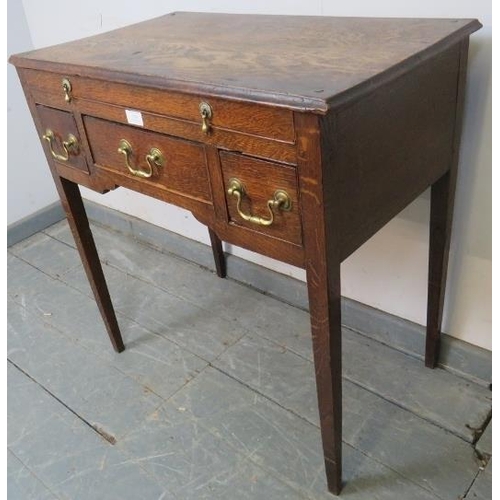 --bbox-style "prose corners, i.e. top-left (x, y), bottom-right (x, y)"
top-left (10, 12), bottom-right (480, 111)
